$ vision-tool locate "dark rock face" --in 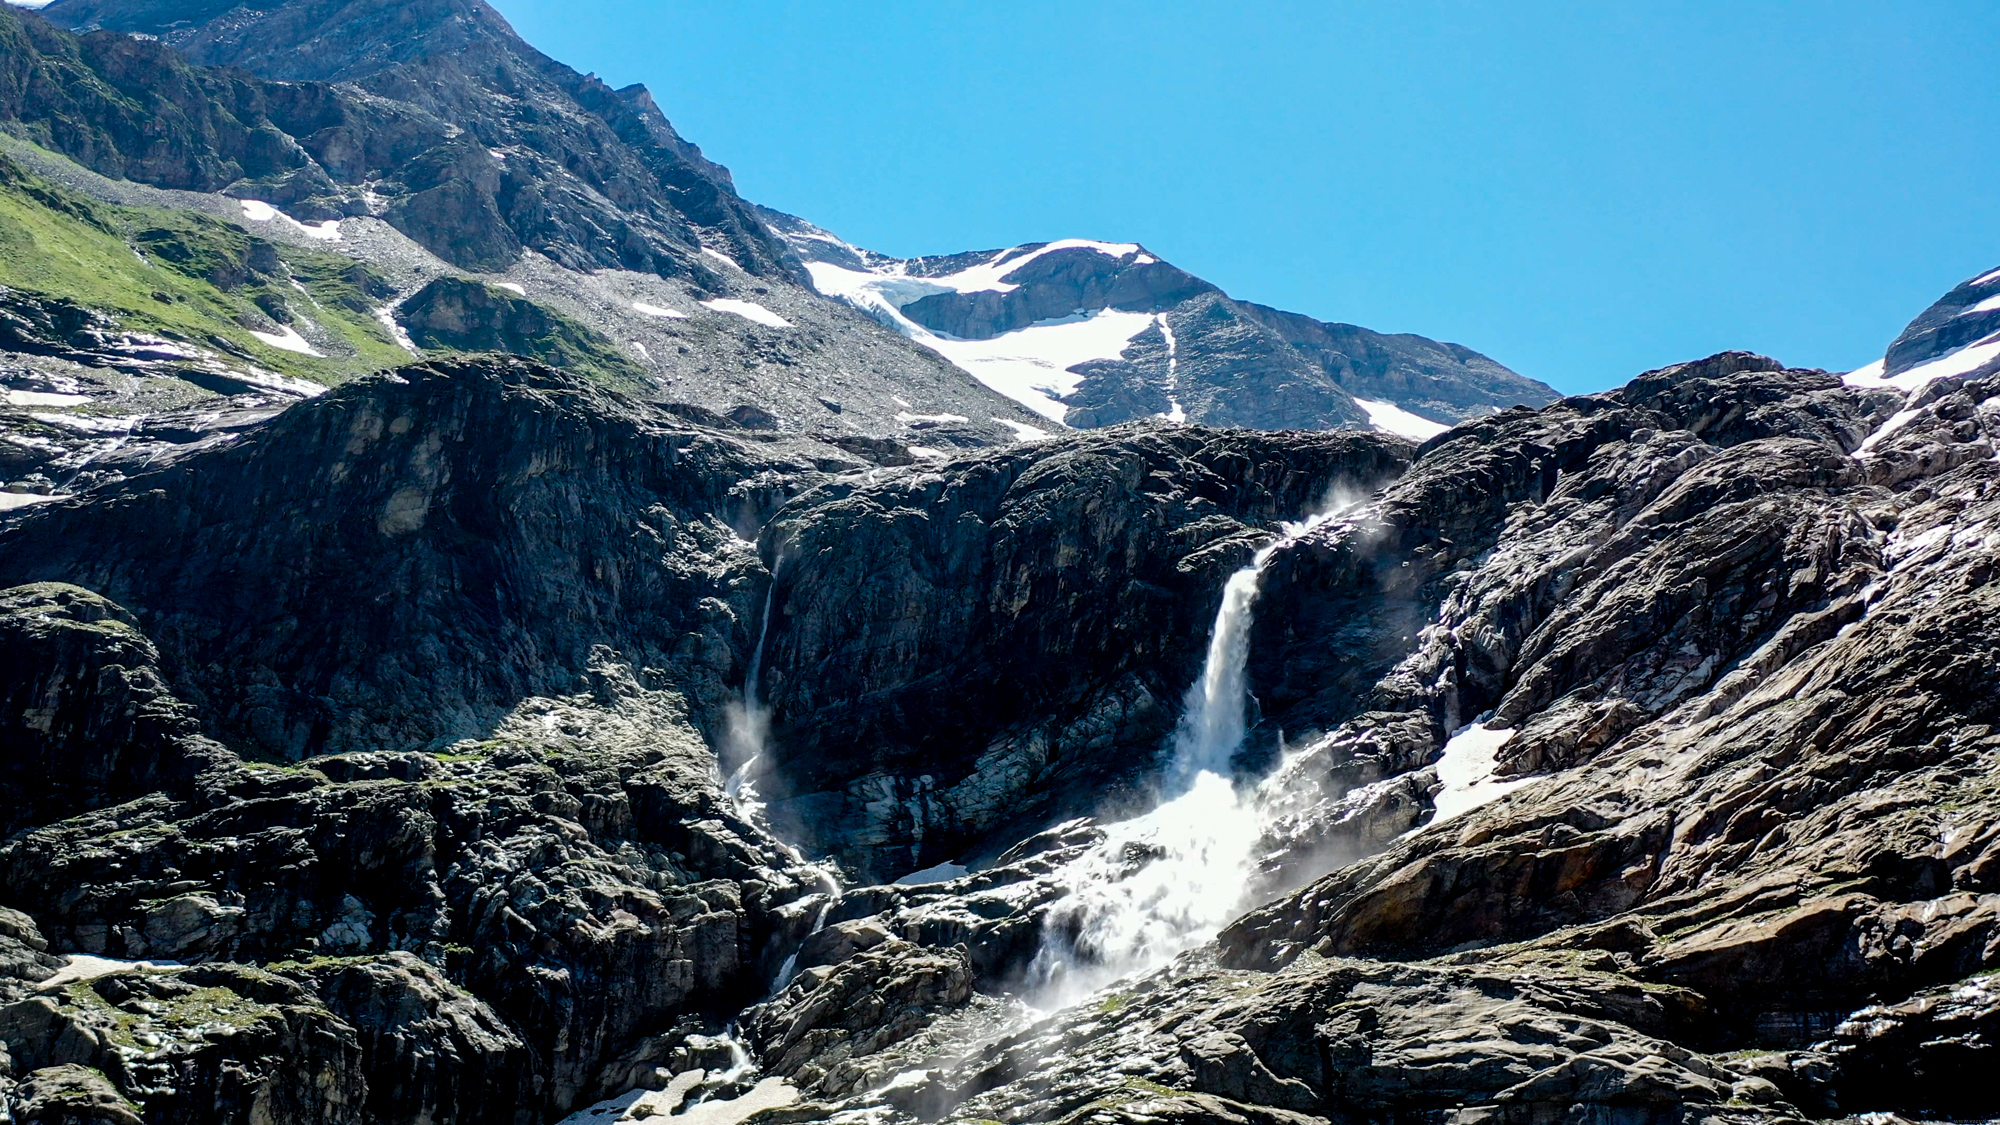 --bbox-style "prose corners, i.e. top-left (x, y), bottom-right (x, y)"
top-left (1883, 263), bottom-right (2000, 376)
top-left (27, 0), bottom-right (795, 281)
top-left (0, 583), bottom-right (231, 836)
top-left (0, 572), bottom-right (823, 1122)
top-left (752, 427), bottom-right (1411, 879)
top-left (0, 357), bottom-right (814, 759)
